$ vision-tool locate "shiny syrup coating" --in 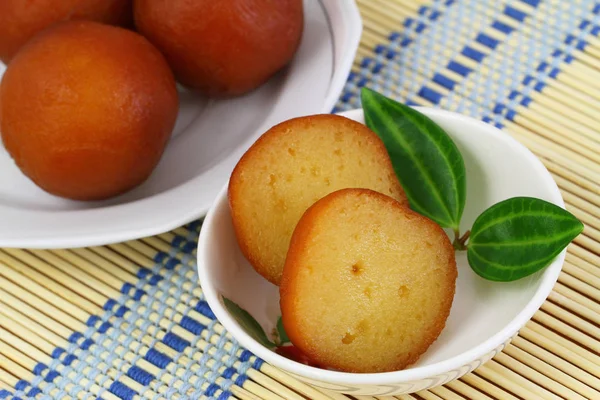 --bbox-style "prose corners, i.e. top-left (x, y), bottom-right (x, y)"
top-left (0, 0), bottom-right (133, 64)
top-left (134, 0), bottom-right (303, 96)
top-left (0, 21), bottom-right (178, 201)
